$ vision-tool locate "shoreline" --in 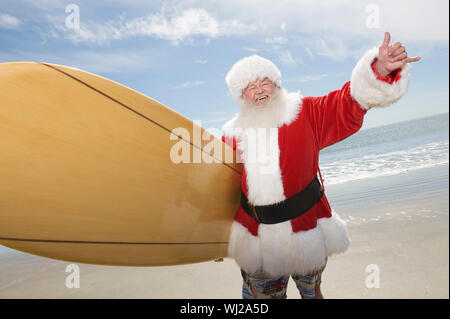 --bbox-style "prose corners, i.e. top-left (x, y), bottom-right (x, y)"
top-left (325, 163), bottom-right (449, 208)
